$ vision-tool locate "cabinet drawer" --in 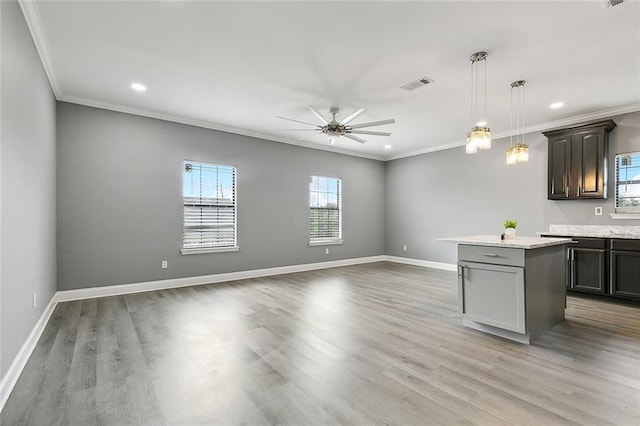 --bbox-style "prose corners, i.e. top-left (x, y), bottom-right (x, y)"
top-left (570, 238), bottom-right (607, 249)
top-left (610, 239), bottom-right (640, 251)
top-left (458, 245), bottom-right (524, 267)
